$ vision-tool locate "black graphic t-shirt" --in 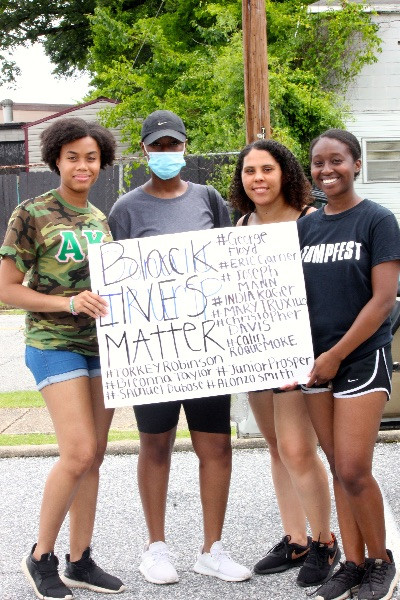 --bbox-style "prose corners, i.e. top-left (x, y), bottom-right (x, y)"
top-left (297, 199), bottom-right (400, 362)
